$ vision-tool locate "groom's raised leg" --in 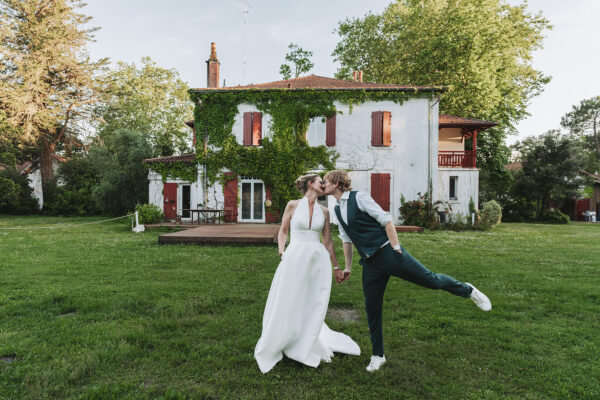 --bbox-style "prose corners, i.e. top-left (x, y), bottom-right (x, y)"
top-left (362, 266), bottom-right (390, 357)
top-left (378, 246), bottom-right (472, 298)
